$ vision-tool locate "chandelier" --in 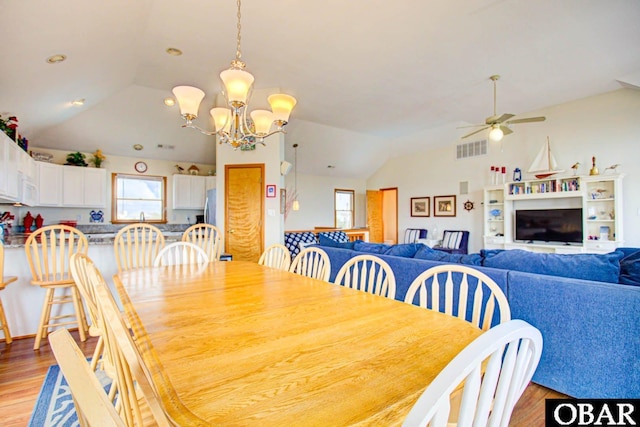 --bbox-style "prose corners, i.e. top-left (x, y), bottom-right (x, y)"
top-left (172, 0), bottom-right (296, 150)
